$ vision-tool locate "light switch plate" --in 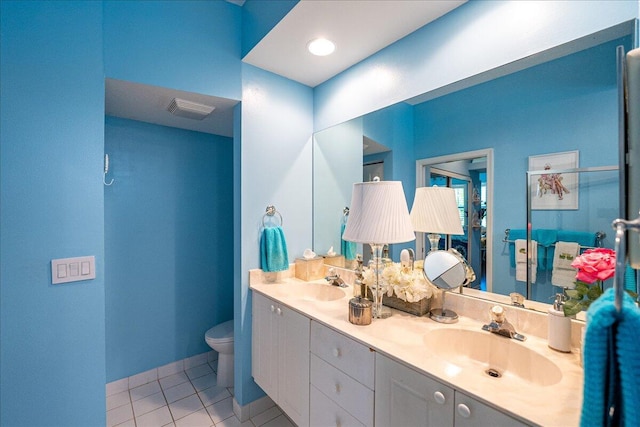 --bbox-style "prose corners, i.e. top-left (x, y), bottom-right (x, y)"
top-left (51, 256), bottom-right (96, 284)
